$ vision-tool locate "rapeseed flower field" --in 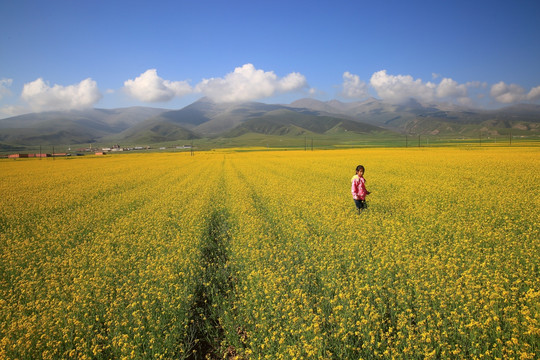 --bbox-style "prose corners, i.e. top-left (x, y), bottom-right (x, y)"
top-left (1, 148), bottom-right (538, 359)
